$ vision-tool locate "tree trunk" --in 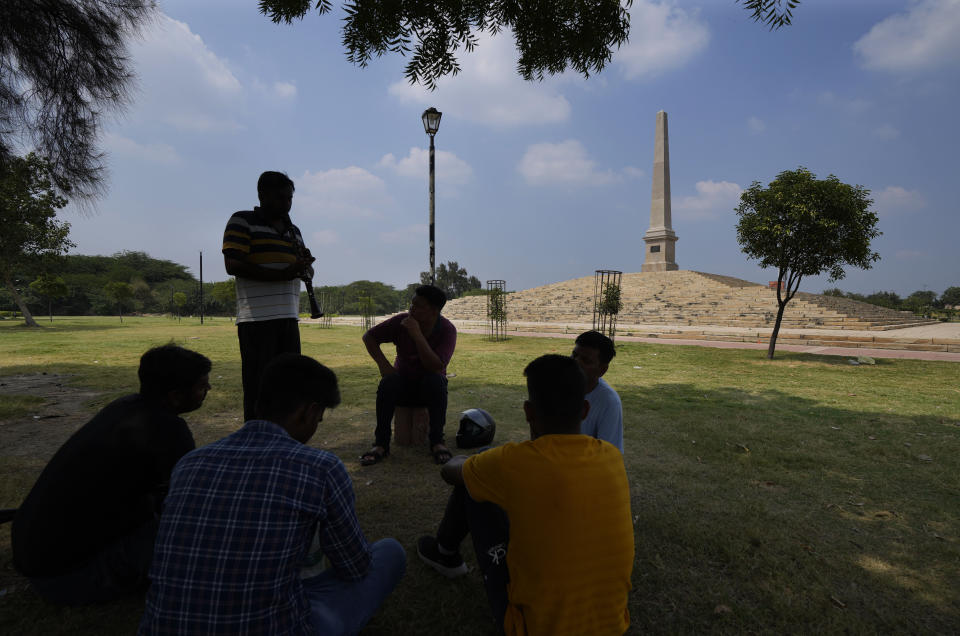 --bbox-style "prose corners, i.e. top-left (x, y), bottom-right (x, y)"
top-left (767, 300), bottom-right (787, 359)
top-left (48, 299), bottom-right (53, 322)
top-left (4, 273), bottom-right (38, 327)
